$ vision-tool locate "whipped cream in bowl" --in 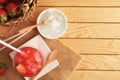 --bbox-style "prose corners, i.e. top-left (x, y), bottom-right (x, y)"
top-left (37, 8), bottom-right (68, 39)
